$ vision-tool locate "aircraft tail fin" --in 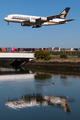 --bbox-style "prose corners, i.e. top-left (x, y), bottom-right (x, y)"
top-left (56, 7), bottom-right (71, 19)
